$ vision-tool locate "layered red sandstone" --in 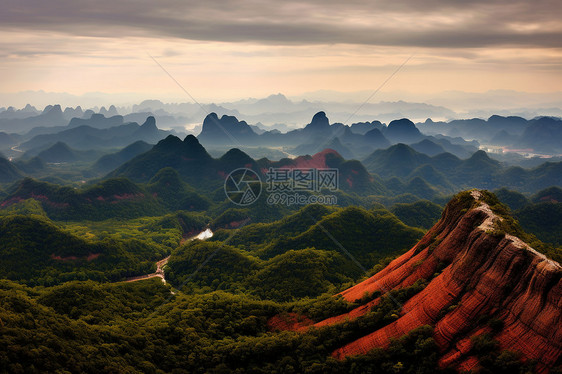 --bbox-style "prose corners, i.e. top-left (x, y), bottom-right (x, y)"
top-left (274, 190), bottom-right (562, 372)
